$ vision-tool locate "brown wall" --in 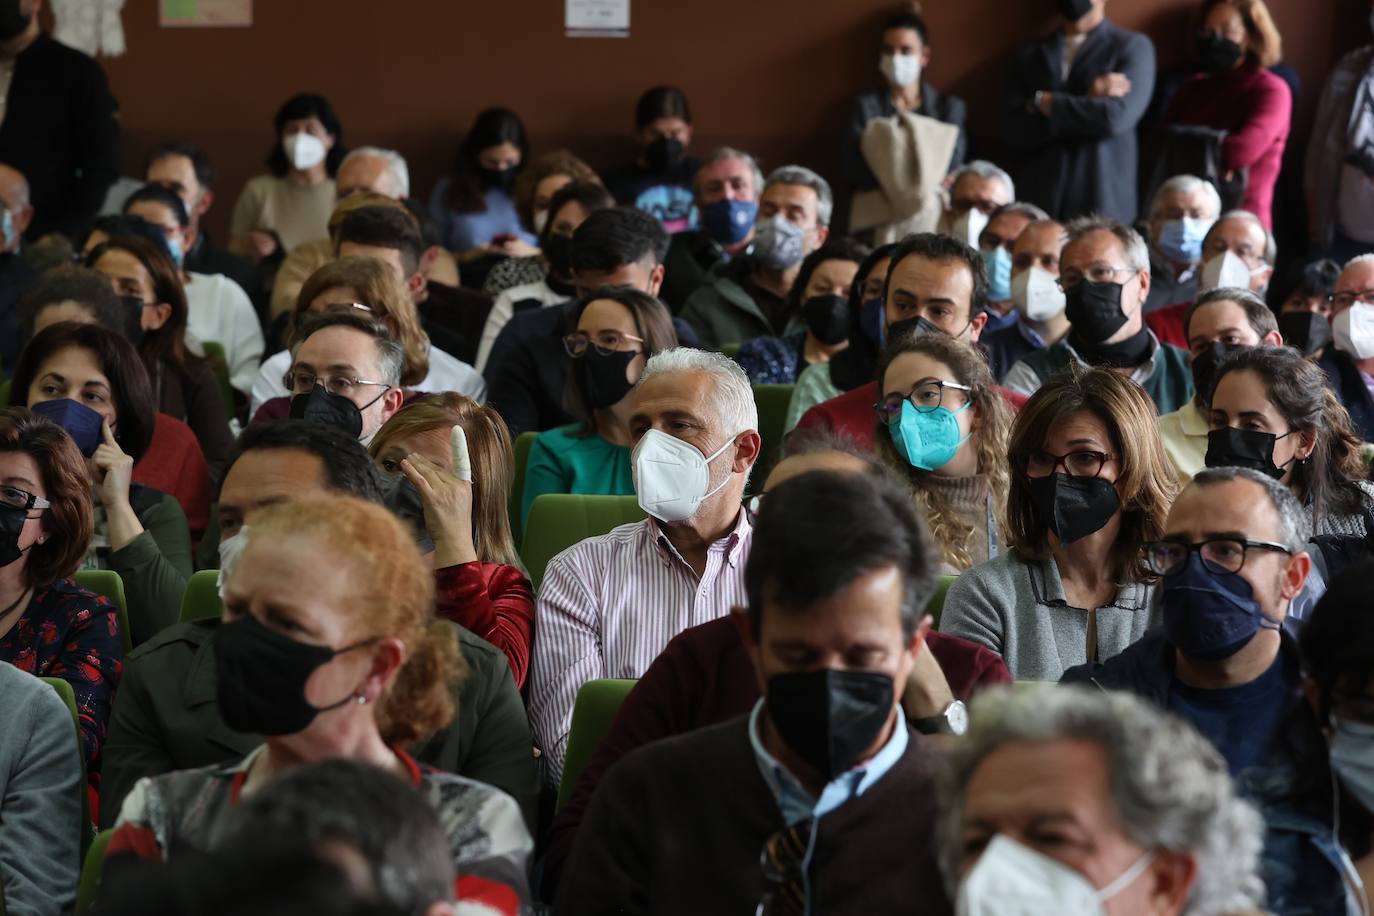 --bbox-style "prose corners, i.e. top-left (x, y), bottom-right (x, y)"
top-left (97, 0), bottom-right (1367, 242)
